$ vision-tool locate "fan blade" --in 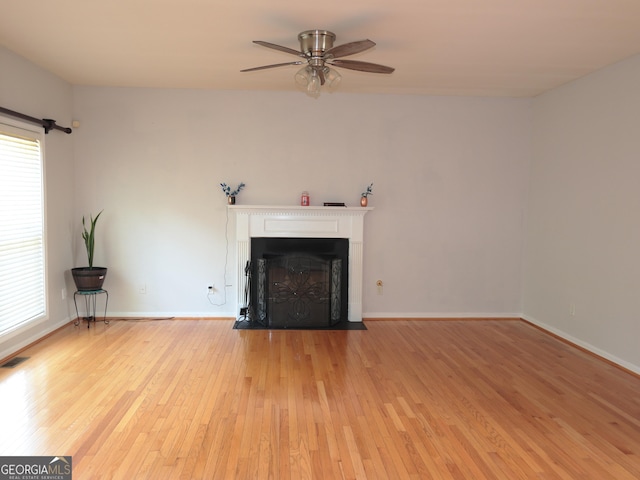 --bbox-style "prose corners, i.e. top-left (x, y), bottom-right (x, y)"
top-left (329, 59), bottom-right (395, 74)
top-left (325, 39), bottom-right (376, 58)
top-left (241, 61), bottom-right (303, 72)
top-left (253, 40), bottom-right (303, 57)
